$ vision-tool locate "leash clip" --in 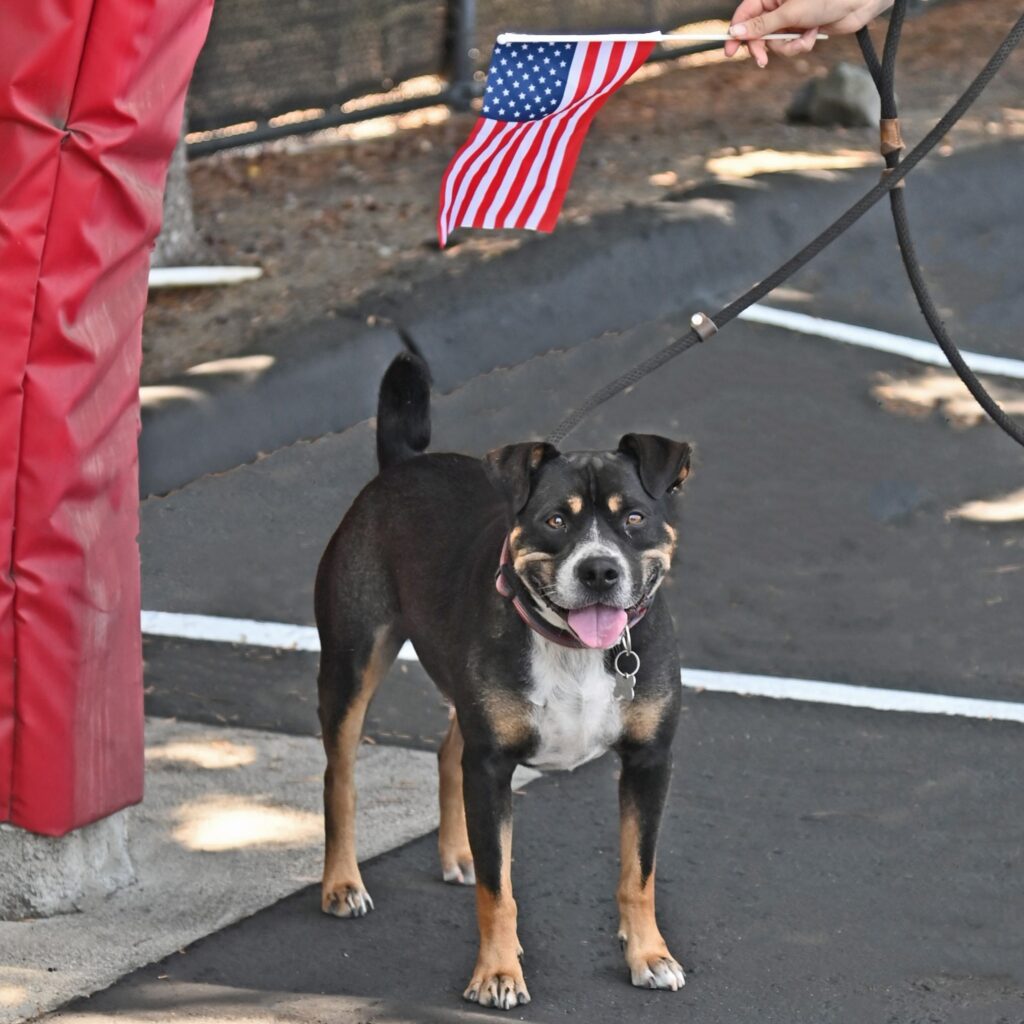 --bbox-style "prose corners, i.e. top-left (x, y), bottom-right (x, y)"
top-left (613, 624), bottom-right (640, 702)
top-left (690, 312), bottom-right (718, 342)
